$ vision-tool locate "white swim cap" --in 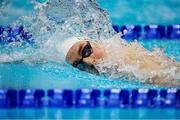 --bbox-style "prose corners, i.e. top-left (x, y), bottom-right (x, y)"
top-left (57, 37), bottom-right (83, 60)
